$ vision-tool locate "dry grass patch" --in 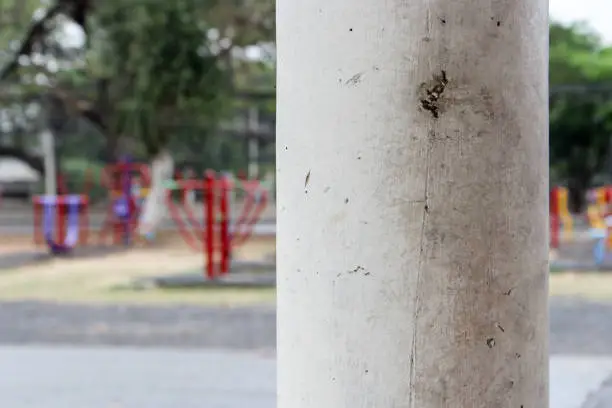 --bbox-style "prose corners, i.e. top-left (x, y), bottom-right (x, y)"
top-left (0, 237), bottom-right (276, 306)
top-left (550, 272), bottom-right (612, 300)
